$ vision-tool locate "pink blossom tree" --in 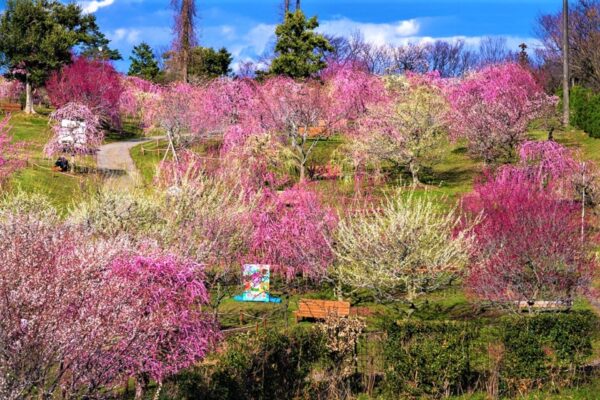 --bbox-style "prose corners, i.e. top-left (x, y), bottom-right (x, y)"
top-left (44, 103), bottom-right (103, 170)
top-left (0, 76), bottom-right (23, 101)
top-left (46, 56), bottom-right (124, 128)
top-left (0, 213), bottom-right (219, 399)
top-left (350, 72), bottom-right (449, 185)
top-left (118, 76), bottom-right (163, 120)
top-left (109, 253), bottom-right (219, 397)
top-left (445, 63), bottom-right (558, 164)
top-left (462, 165), bottom-right (597, 309)
top-left (210, 65), bottom-right (383, 183)
top-left (250, 185), bottom-right (337, 281)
